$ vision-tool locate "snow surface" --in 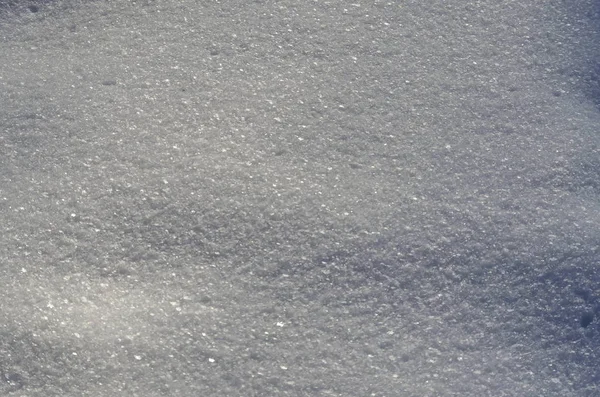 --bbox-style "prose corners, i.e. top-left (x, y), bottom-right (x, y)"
top-left (1, 0), bottom-right (599, 396)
